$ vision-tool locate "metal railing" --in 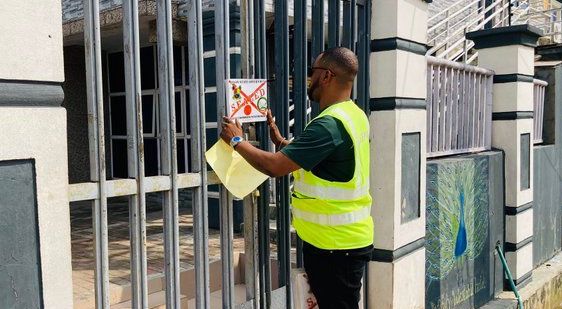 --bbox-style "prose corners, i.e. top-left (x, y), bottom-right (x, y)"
top-left (516, 6), bottom-right (562, 43)
top-left (73, 0), bottom-right (372, 308)
top-left (78, 0), bottom-right (211, 308)
top-left (427, 0), bottom-right (530, 64)
top-left (427, 56), bottom-right (494, 158)
top-left (533, 79), bottom-right (548, 144)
